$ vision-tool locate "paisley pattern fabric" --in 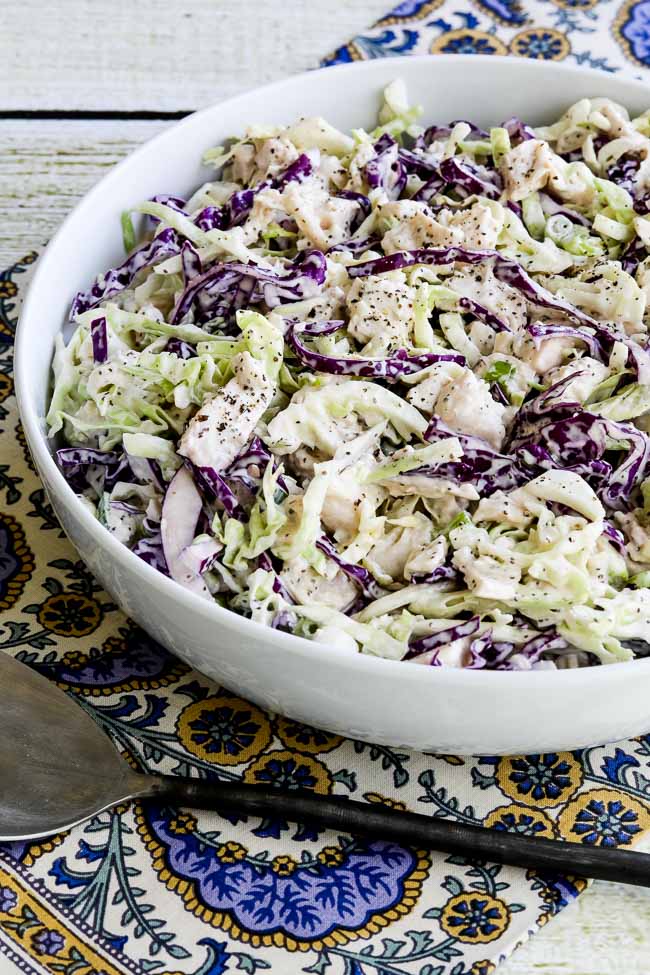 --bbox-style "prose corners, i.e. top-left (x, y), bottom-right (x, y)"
top-left (4, 9), bottom-right (650, 967)
top-left (322, 0), bottom-right (650, 77)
